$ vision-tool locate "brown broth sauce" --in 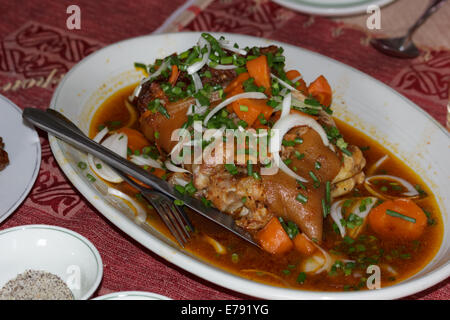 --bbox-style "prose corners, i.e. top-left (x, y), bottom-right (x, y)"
top-left (89, 84), bottom-right (443, 292)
